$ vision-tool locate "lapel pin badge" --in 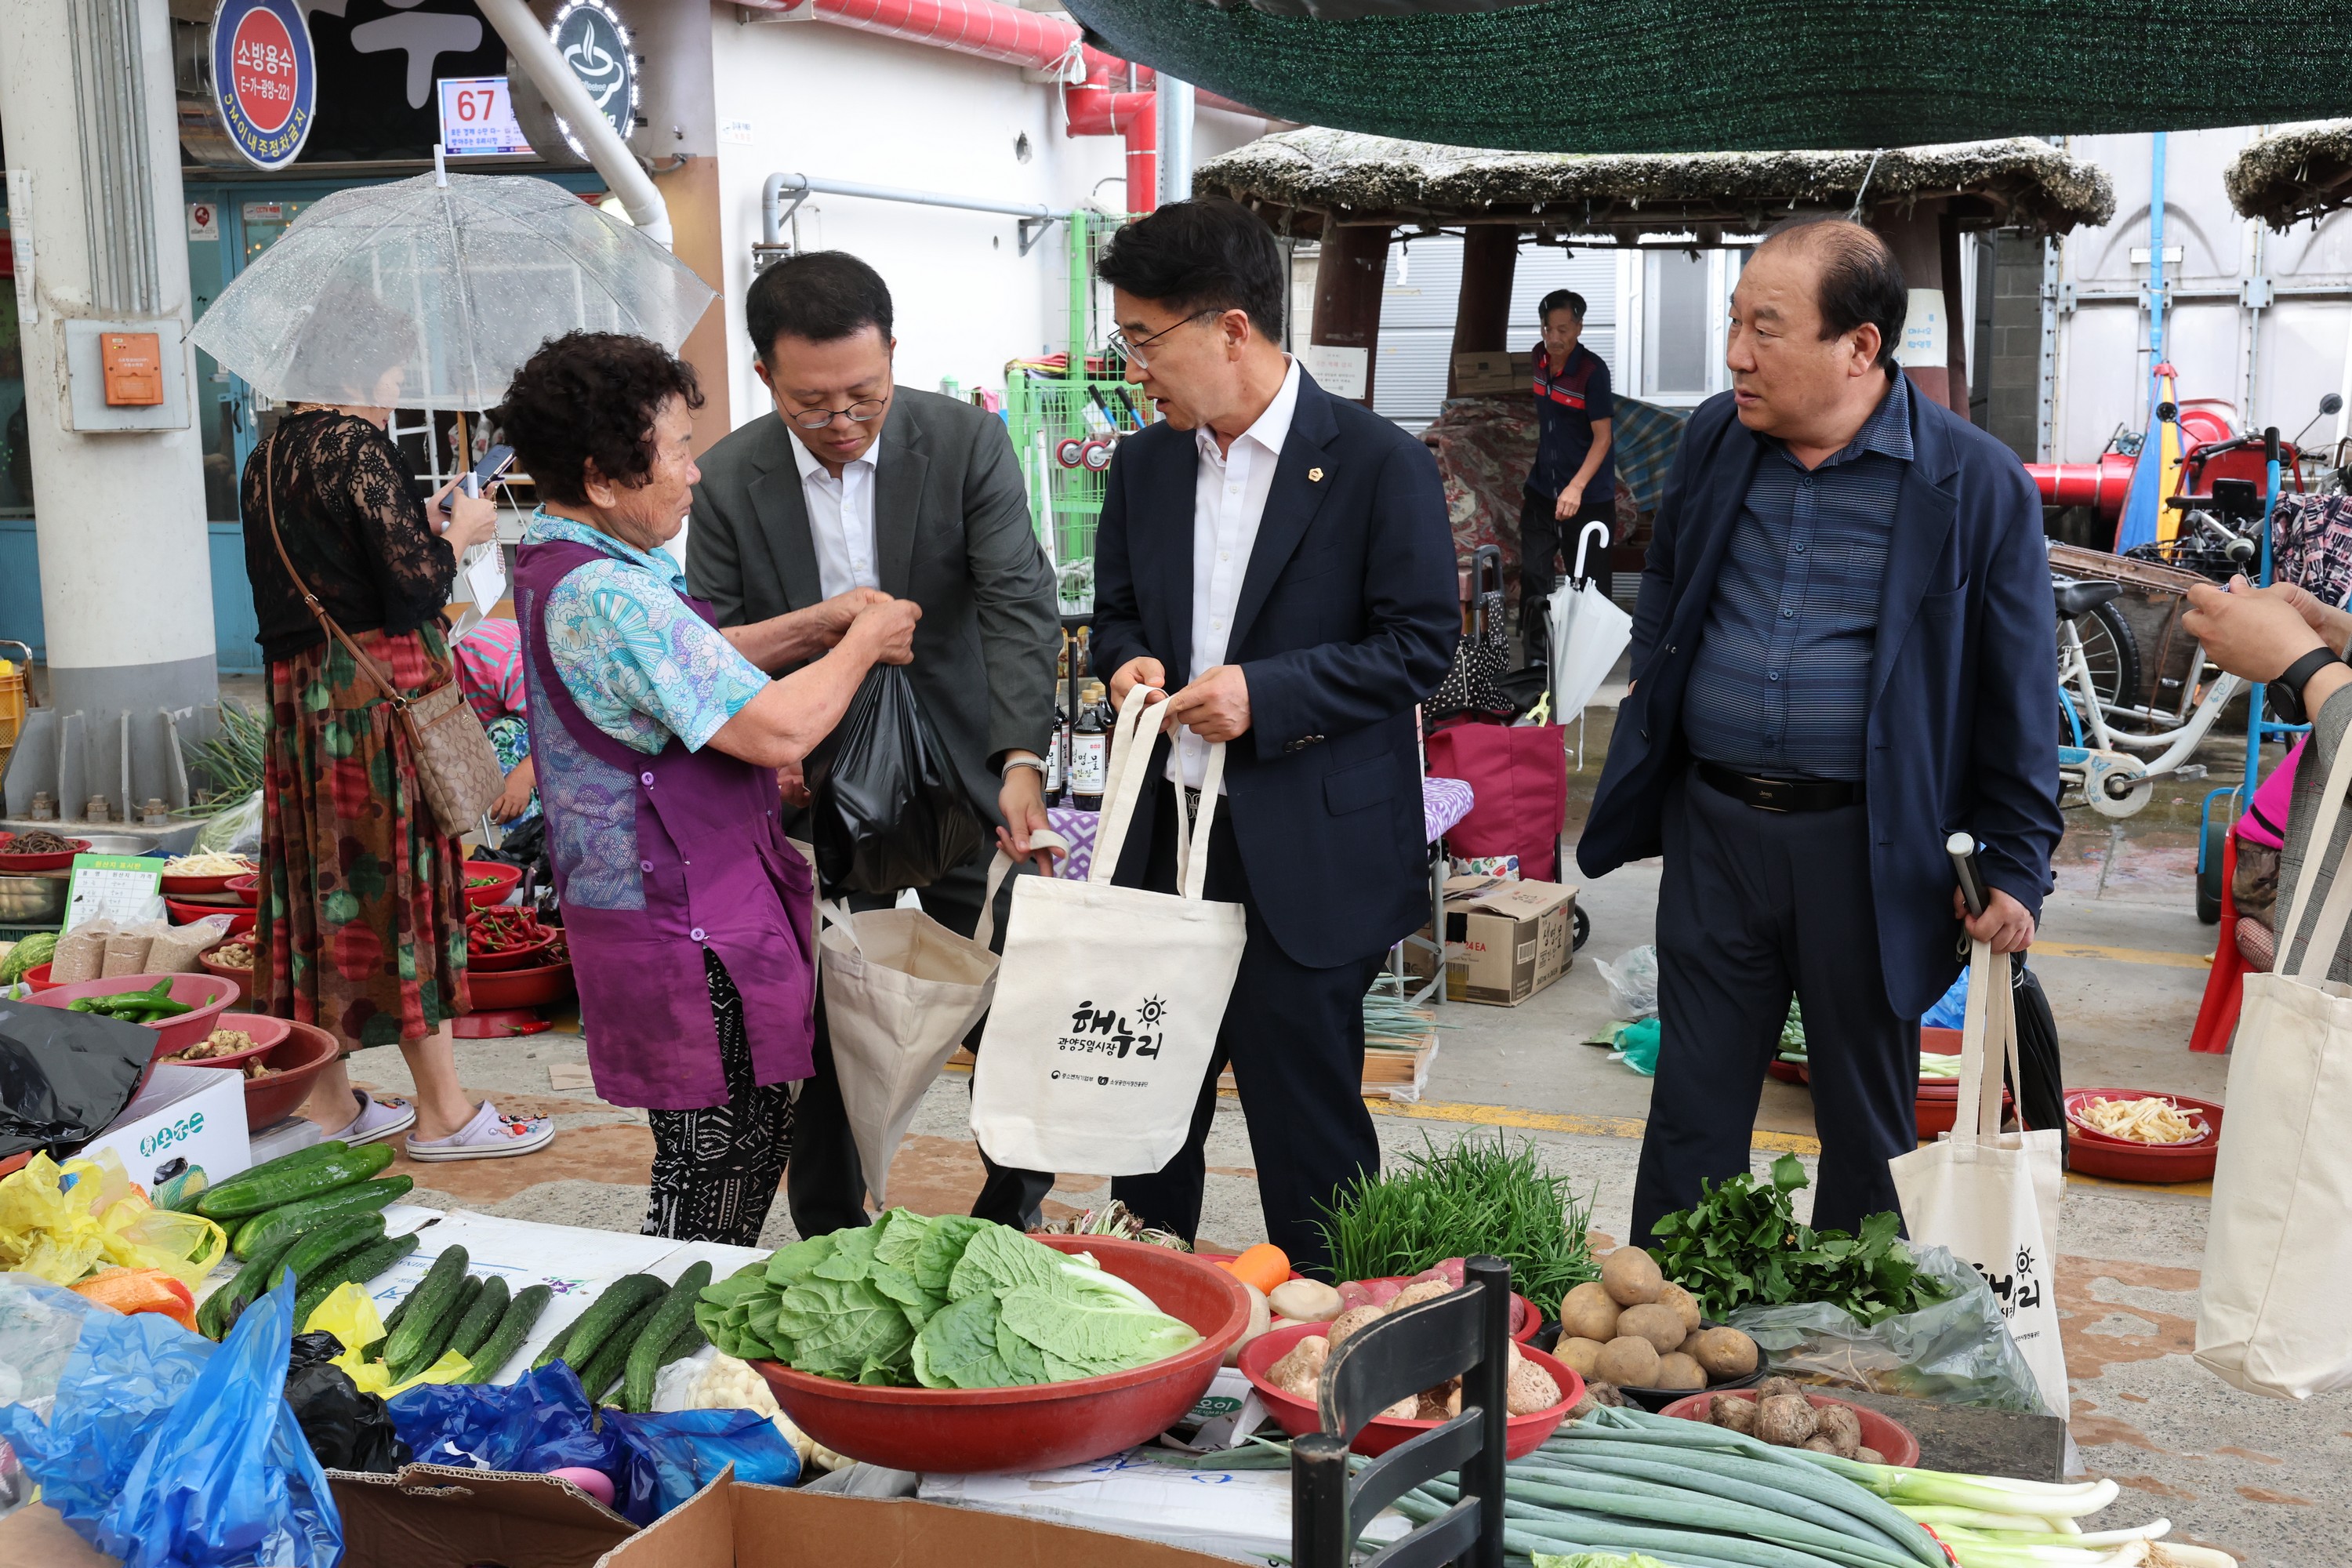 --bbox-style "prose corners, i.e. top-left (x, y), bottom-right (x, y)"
top-left (1308, 466), bottom-right (1324, 482)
